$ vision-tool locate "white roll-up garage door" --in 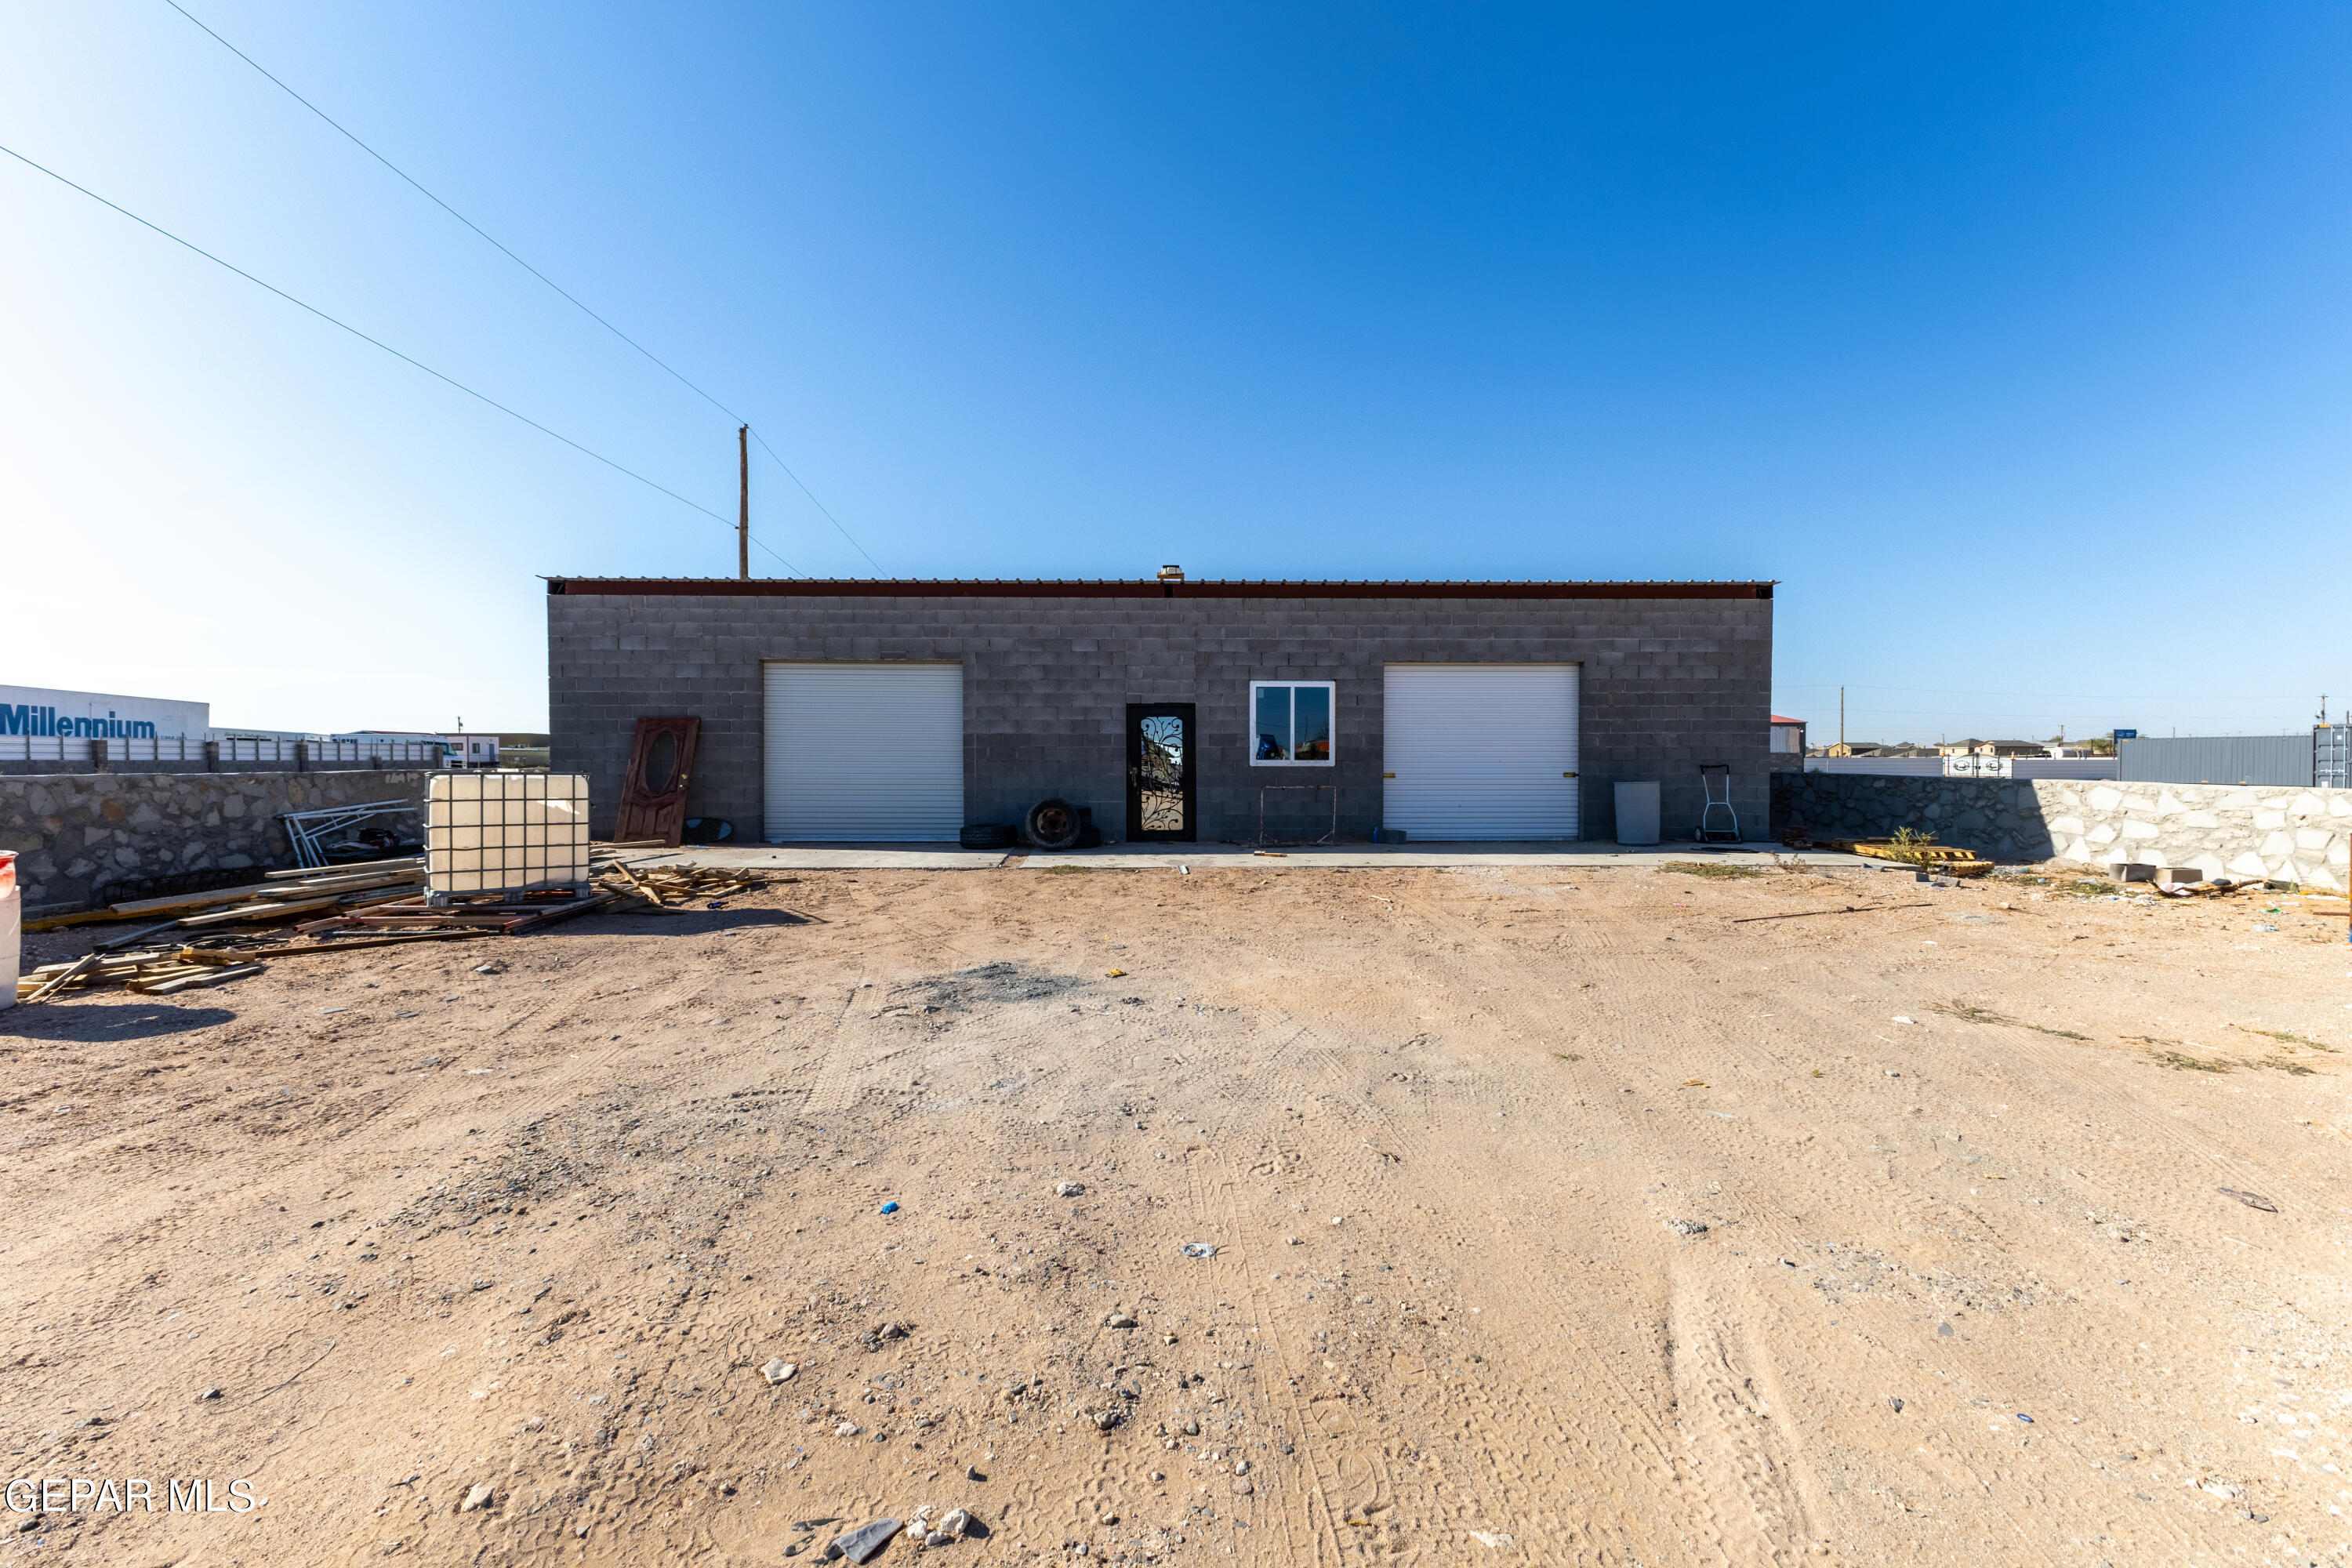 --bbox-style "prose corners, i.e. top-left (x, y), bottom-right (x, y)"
top-left (1382, 663), bottom-right (1580, 840)
top-left (763, 662), bottom-right (964, 842)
